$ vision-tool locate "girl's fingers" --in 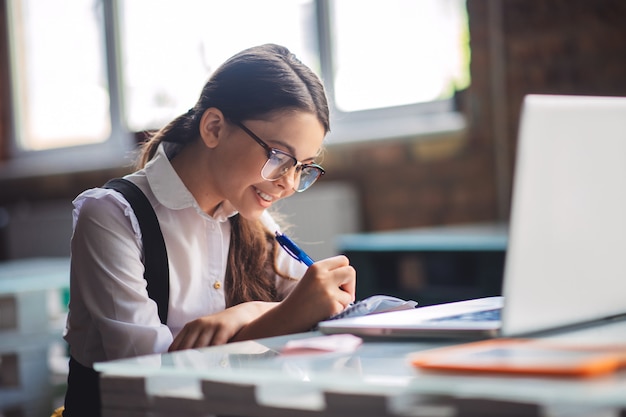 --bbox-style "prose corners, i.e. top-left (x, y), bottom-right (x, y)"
top-left (313, 255), bottom-right (350, 269)
top-left (168, 303), bottom-right (279, 351)
top-left (195, 330), bottom-right (216, 348)
top-left (168, 330), bottom-right (186, 352)
top-left (337, 265), bottom-right (357, 300)
top-left (209, 328), bottom-right (230, 346)
top-left (170, 326), bottom-right (201, 351)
